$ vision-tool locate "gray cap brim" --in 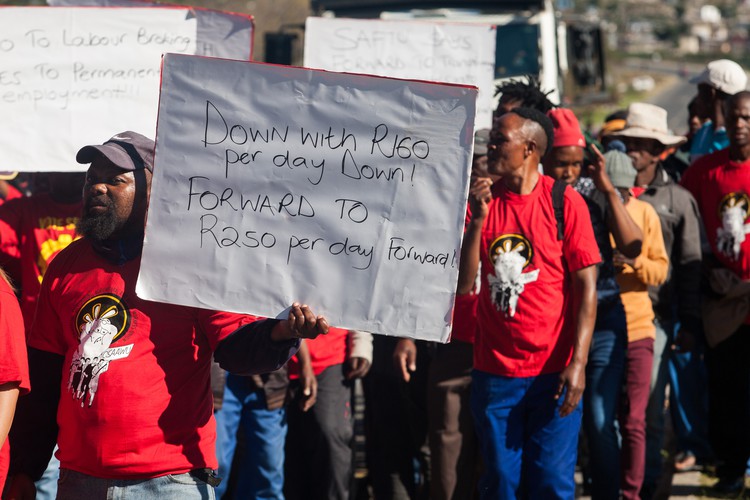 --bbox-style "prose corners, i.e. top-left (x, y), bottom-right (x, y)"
top-left (76, 143), bottom-right (151, 172)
